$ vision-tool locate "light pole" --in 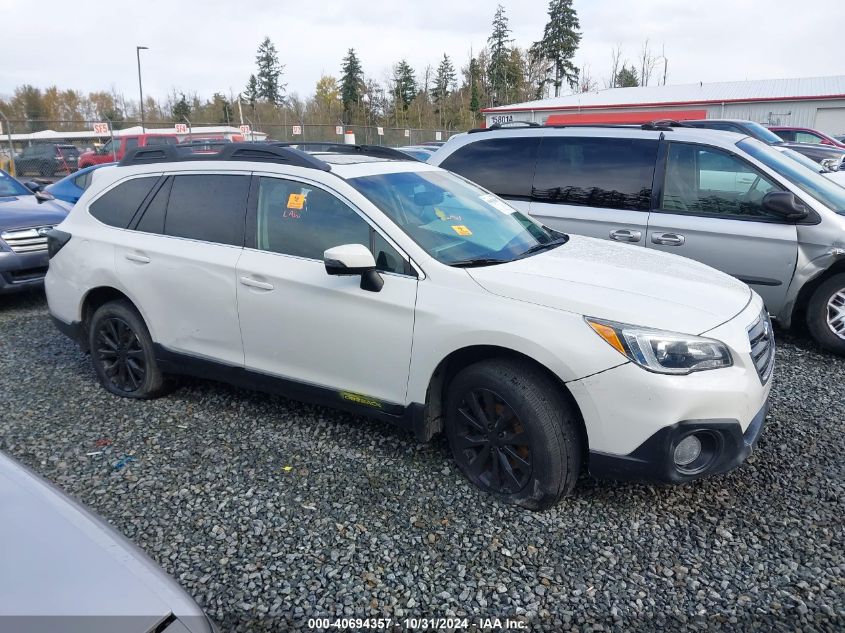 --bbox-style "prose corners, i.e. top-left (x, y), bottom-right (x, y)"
top-left (136, 46), bottom-right (149, 131)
